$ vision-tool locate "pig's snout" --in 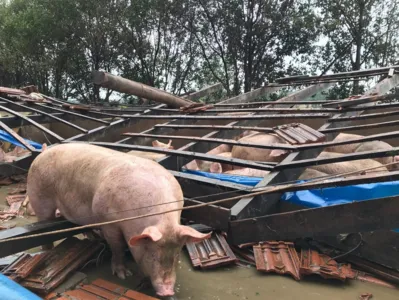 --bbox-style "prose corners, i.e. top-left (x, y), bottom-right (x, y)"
top-left (153, 282), bottom-right (175, 297)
